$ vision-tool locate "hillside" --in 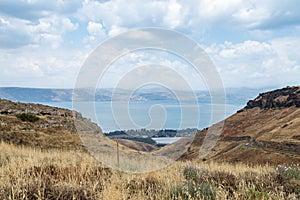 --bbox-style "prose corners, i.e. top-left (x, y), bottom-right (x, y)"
top-left (179, 86), bottom-right (300, 165)
top-left (0, 98), bottom-right (173, 172)
top-left (0, 98), bottom-right (86, 150)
